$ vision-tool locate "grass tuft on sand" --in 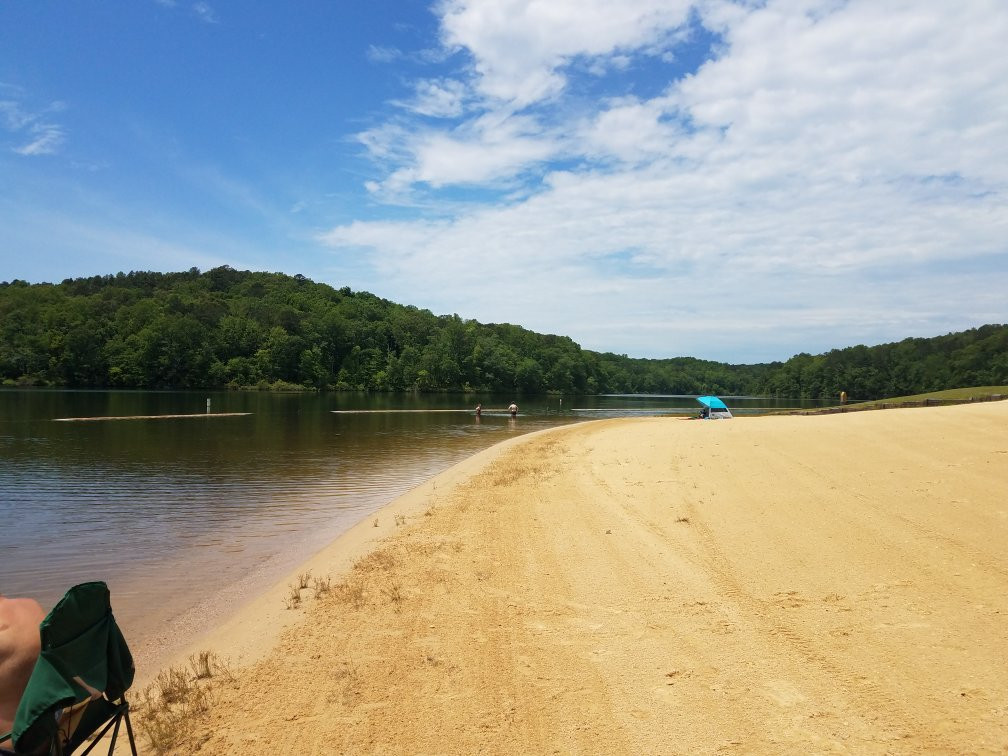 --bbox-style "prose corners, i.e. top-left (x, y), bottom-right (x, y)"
top-left (134, 652), bottom-right (234, 754)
